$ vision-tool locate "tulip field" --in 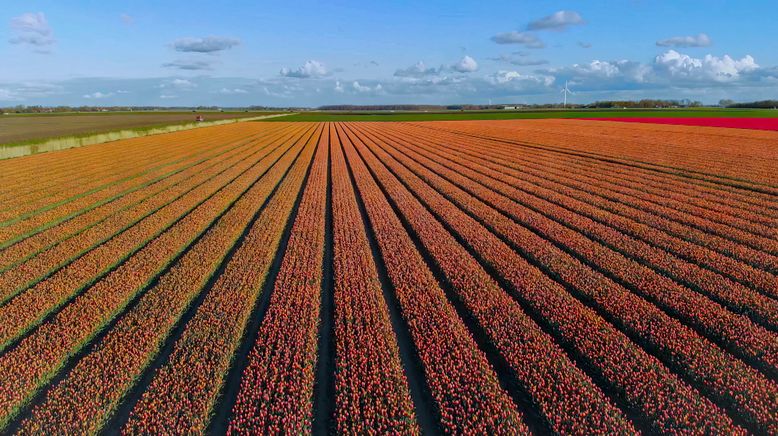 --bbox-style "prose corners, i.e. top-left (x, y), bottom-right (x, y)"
top-left (0, 119), bottom-right (775, 435)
